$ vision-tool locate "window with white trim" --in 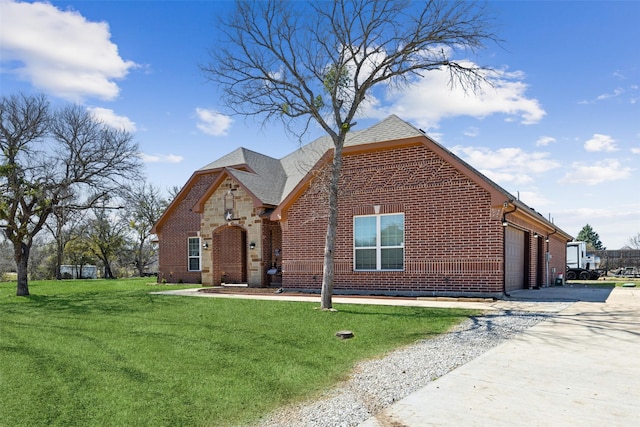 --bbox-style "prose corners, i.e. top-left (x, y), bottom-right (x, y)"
top-left (188, 237), bottom-right (201, 271)
top-left (354, 213), bottom-right (404, 271)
